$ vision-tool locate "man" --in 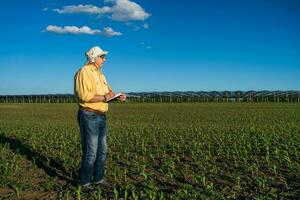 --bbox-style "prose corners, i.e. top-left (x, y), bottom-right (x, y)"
top-left (74, 46), bottom-right (126, 190)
